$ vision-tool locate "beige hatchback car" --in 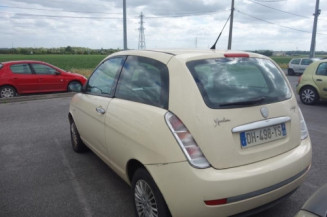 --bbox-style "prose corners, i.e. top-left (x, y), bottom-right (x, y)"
top-left (69, 50), bottom-right (312, 217)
